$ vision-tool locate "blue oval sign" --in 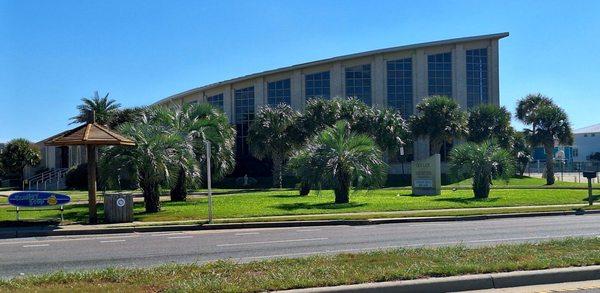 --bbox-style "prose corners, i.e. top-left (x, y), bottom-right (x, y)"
top-left (8, 192), bottom-right (71, 207)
